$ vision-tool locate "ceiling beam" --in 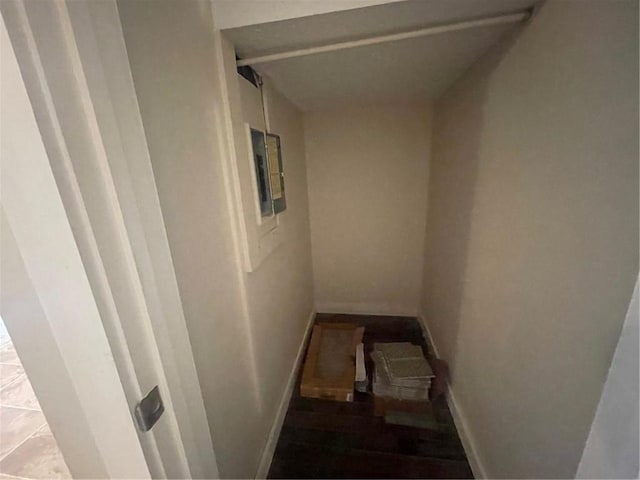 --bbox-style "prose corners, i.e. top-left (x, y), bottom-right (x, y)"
top-left (236, 10), bottom-right (532, 67)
